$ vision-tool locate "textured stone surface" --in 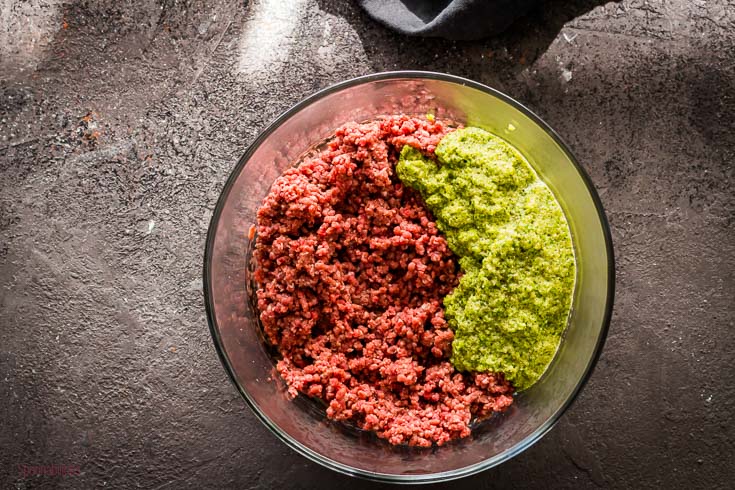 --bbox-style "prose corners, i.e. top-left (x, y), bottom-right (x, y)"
top-left (0, 0), bottom-right (733, 488)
